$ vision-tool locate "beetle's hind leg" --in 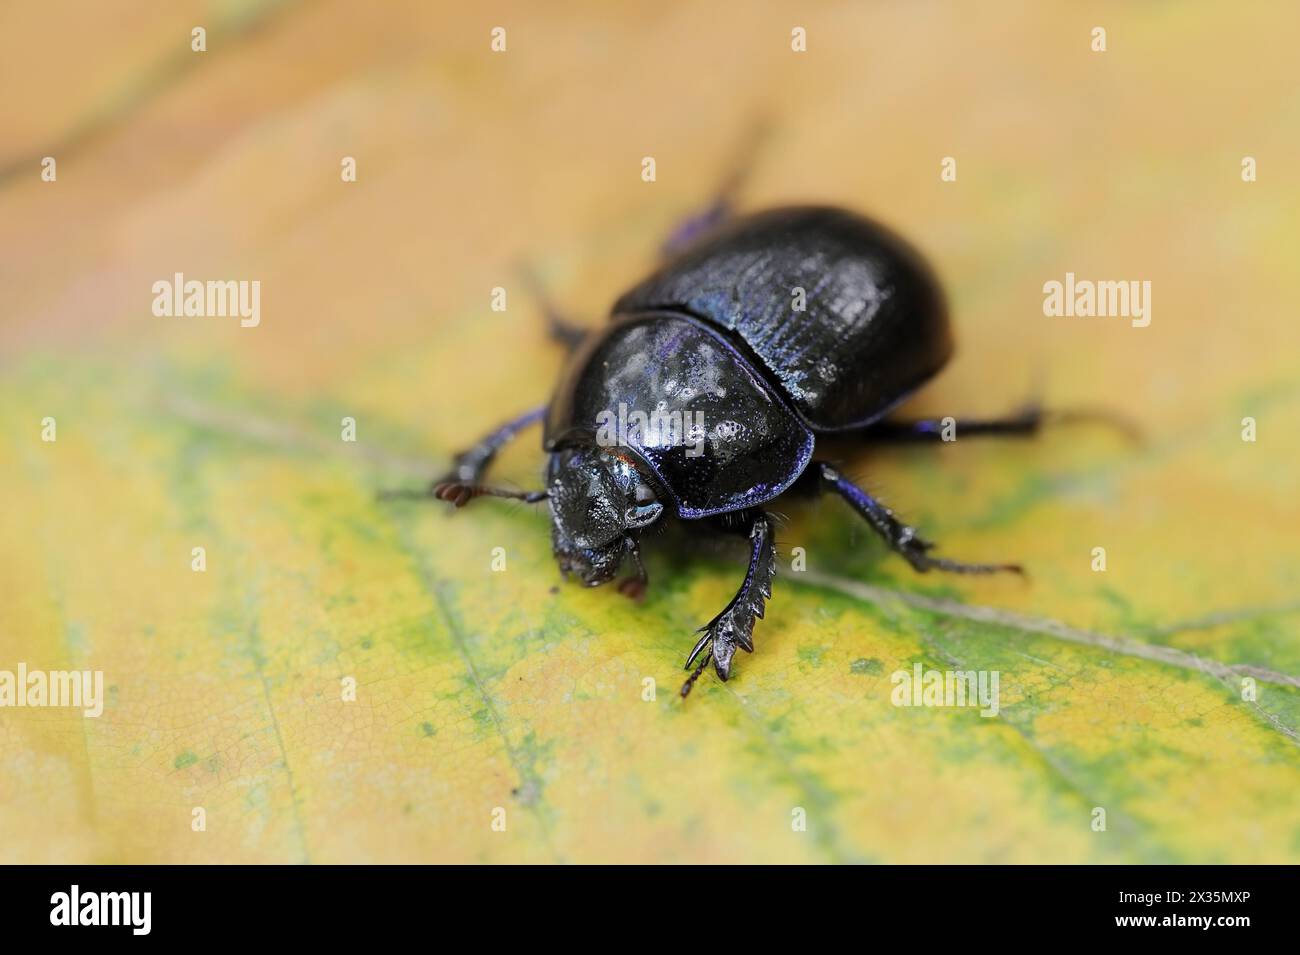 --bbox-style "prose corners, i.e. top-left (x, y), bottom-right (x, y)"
top-left (865, 405), bottom-right (1044, 442)
top-left (816, 462), bottom-right (1022, 576)
top-left (516, 262), bottom-right (589, 351)
top-left (680, 512), bottom-right (776, 698)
